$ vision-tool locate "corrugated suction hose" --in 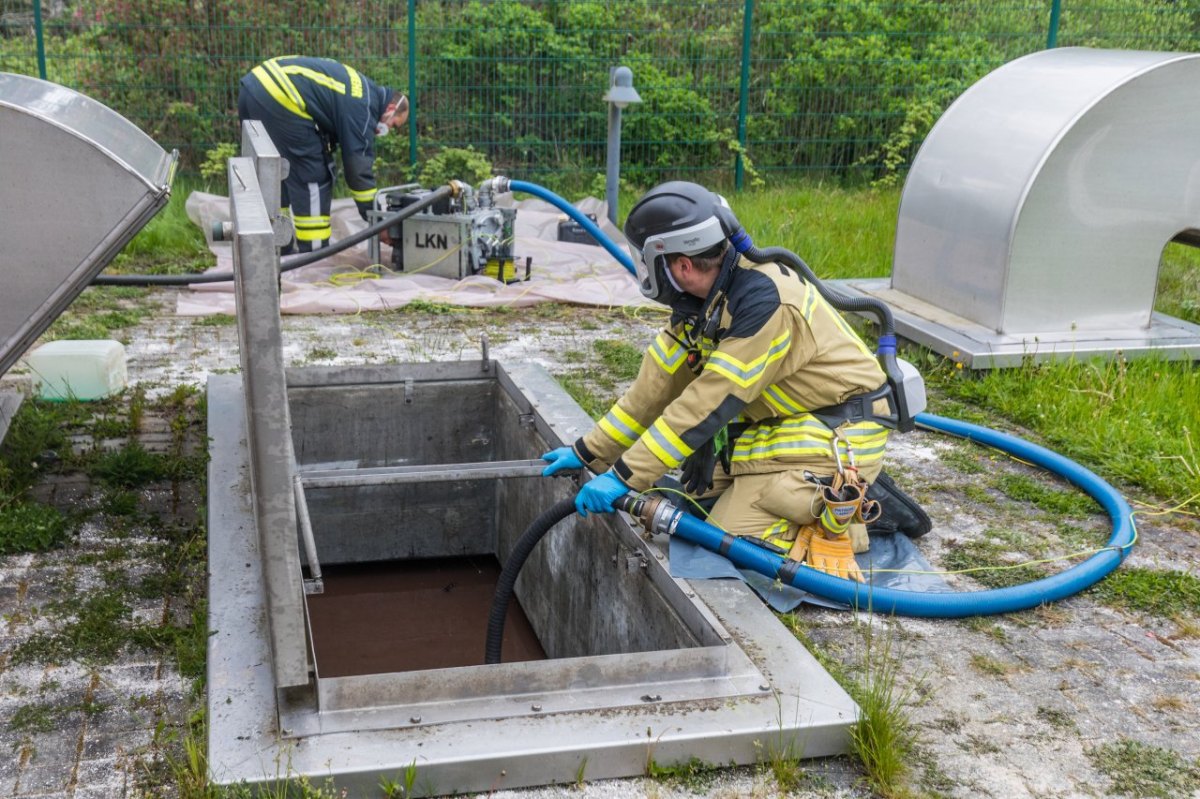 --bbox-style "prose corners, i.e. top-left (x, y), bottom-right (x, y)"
top-left (484, 496), bottom-right (577, 665)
